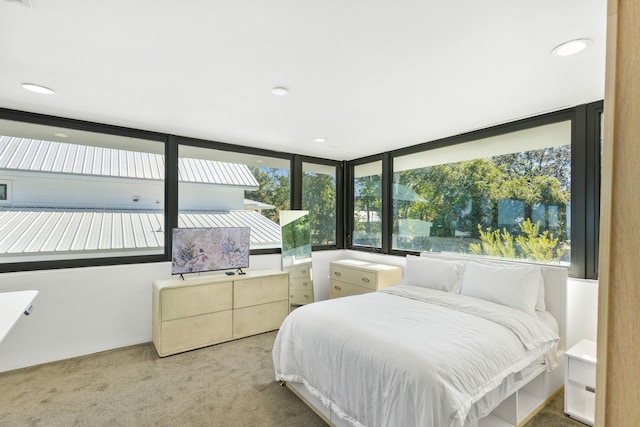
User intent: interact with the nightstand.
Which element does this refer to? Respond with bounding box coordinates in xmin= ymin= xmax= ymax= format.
xmin=329 ymin=259 xmax=402 ymax=299
xmin=564 ymin=339 xmax=597 ymax=425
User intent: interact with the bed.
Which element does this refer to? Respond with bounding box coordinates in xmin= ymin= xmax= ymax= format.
xmin=273 ymin=253 xmax=567 ymax=427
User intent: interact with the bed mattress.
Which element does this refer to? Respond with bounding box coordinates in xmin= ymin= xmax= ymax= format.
xmin=273 ymin=285 xmax=559 ymax=427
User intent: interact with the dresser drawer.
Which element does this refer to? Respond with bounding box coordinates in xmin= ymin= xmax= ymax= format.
xmin=160 ymin=310 xmax=232 ymax=355
xmin=161 ymin=282 xmax=232 ymax=321
xmin=234 ymin=275 xmax=289 ymax=308
xmin=330 ymin=280 xmax=373 ymax=298
xmin=330 ymin=266 xmax=377 ymax=290
xmin=568 ymin=358 xmax=596 ymax=389
xmin=233 ymin=300 xmax=289 ymax=337
xmin=289 ymin=277 xmax=313 ymax=290
xmin=290 ymin=288 xmax=314 ymax=304
xmin=285 ymin=264 xmax=312 ymax=279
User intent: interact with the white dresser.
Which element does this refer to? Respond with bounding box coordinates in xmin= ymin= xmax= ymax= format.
xmin=152 ymin=269 xmax=289 ymax=357
xmin=284 ymin=261 xmax=314 ymax=308
xmin=565 ymin=339 xmax=597 ymax=425
xmin=329 ymin=259 xmax=402 ymax=299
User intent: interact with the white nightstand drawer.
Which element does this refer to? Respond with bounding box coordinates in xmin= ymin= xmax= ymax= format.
xmin=568 ymin=358 xmax=596 ymax=389
xmin=289 ymin=277 xmax=313 ymax=290
xmin=285 ymin=264 xmax=311 ymax=279
xmin=290 ymin=288 xmax=314 ymax=304
xmin=330 ymin=266 xmax=377 ymax=290
xmin=329 ymin=280 xmax=371 ymax=298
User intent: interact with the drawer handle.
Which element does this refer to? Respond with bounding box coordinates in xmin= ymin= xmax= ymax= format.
xmin=586 ymin=386 xmax=596 ymax=393
xmin=304 ymin=294 xmax=310 ymax=299
xmin=334 ymin=271 xmax=341 ymax=276
xmin=334 ymin=285 xmax=341 ymax=291
xmin=301 ymin=269 xmax=307 ymax=274
xmin=302 ymin=281 xmax=308 ymax=286
xmin=361 ymin=277 xmax=370 ymax=283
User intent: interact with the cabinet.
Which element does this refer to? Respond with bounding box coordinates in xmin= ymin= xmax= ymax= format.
xmin=565 ymin=339 xmax=597 ymax=425
xmin=152 ymin=269 xmax=289 ymax=357
xmin=329 ymin=259 xmax=402 ymax=299
xmin=284 ymin=262 xmax=314 ymax=307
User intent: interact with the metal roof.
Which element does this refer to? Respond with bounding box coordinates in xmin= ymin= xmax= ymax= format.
xmin=0 ymin=136 xmax=259 ymax=188
xmin=0 ymin=208 xmax=281 ymax=256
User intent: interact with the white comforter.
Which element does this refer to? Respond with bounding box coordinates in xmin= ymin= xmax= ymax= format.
xmin=273 ymin=285 xmax=559 ymax=427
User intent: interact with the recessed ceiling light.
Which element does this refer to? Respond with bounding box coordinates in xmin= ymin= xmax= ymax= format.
xmin=53 ymin=132 xmax=68 ymax=138
xmin=21 ymin=83 xmax=55 ymax=95
xmin=313 ymin=138 xmax=327 ymax=143
xmin=551 ymin=39 xmax=591 ymax=56
xmin=271 ymin=87 xmax=289 ymax=96
xmin=256 ymin=159 xmax=264 ymax=163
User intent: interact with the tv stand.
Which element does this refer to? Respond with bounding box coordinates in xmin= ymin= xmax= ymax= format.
xmin=236 ymin=268 xmax=246 ymax=275
xmin=152 ymin=269 xmax=289 ymax=357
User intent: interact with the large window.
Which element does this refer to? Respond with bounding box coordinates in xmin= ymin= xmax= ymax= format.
xmin=177 ymin=144 xmax=290 ymax=250
xmin=302 ymin=162 xmax=337 ymax=246
xmin=353 ymin=160 xmax=383 ymax=248
xmin=0 ymin=118 xmax=166 ymax=264
xmin=392 ymin=121 xmax=572 ymax=265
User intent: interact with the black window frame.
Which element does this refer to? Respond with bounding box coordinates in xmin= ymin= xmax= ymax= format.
xmin=295 ymin=155 xmax=344 ymax=251
xmin=0 ymin=108 xmax=169 ymax=273
xmin=0 ymin=100 xmax=602 ymax=279
xmin=346 ymin=101 xmax=603 ymax=279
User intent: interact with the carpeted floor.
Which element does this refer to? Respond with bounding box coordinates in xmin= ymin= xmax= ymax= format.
xmin=0 ymin=331 xmax=586 ymax=426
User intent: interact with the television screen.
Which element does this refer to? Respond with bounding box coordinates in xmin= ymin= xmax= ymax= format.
xmin=171 ymin=227 xmax=250 ymax=275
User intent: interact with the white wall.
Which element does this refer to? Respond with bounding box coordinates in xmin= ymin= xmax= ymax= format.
xmin=0 ymin=249 xmax=599 ymax=373
xmin=0 ymin=254 xmax=282 ymax=373
xmin=566 ymin=278 xmax=599 ymax=348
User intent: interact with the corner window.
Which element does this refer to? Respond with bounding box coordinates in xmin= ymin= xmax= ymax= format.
xmin=392 ymin=121 xmax=571 ymax=265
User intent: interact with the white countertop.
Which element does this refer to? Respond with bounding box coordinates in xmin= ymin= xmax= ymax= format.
xmin=0 ymin=290 xmax=38 ymax=344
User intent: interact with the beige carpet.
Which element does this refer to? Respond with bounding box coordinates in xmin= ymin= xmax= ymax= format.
xmin=0 ymin=331 xmax=585 ymax=426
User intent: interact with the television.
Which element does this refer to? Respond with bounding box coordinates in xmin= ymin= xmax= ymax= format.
xmin=171 ymin=227 xmax=250 ymax=276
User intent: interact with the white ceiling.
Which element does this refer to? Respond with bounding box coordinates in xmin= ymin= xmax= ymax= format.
xmin=0 ymin=0 xmax=606 ymax=161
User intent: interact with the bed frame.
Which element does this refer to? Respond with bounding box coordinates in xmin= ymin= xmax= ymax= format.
xmin=283 ymin=253 xmax=568 ymax=427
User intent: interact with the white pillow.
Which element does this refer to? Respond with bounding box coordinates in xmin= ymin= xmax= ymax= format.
xmin=473 ymin=259 xmax=546 ymax=312
xmin=401 ymin=255 xmax=465 ymax=293
xmin=460 ymin=261 xmax=542 ymax=316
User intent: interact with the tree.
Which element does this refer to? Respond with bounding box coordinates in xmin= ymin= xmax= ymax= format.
xmin=354 ymin=175 xmax=382 ymax=245
xmin=303 ymin=172 xmax=336 ymax=245
xmin=245 ymin=166 xmax=290 ymax=223
xmin=470 ymin=219 xmax=564 ymax=262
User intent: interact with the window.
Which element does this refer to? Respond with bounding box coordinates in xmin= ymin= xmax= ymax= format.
xmin=302 ymin=162 xmax=337 ymax=246
xmin=392 ymin=121 xmax=571 ymax=265
xmin=177 ymin=144 xmax=290 ymax=250
xmin=353 ymin=160 xmax=383 ymax=248
xmin=0 ymin=118 xmax=165 ymax=264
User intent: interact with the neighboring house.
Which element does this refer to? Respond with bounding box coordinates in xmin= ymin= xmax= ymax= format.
xmin=0 ymin=136 xmax=281 ymax=262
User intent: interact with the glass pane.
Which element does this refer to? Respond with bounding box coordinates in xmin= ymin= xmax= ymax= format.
xmin=302 ymin=162 xmax=337 ymax=246
xmin=178 ymin=145 xmax=289 ymax=250
xmin=0 ymin=119 xmax=165 ymax=263
xmin=392 ymin=121 xmax=571 ymax=265
xmin=353 ymin=161 xmax=382 ymax=248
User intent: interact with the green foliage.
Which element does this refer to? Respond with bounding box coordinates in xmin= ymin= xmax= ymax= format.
xmin=245 ymin=166 xmax=290 ymax=223
xmin=469 ymin=225 xmax=516 ymax=258
xmin=302 ymin=172 xmax=337 ymax=245
xmin=471 ymin=219 xmax=564 ymax=262
xmin=281 ymin=214 xmax=311 ymax=257
xmin=515 ymin=219 xmax=565 ymax=262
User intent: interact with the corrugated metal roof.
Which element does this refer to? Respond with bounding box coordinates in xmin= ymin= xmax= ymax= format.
xmin=243 ymin=199 xmax=276 ymax=210
xmin=0 ymin=136 xmax=259 ymax=188
xmin=0 ymin=208 xmax=280 ymax=255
